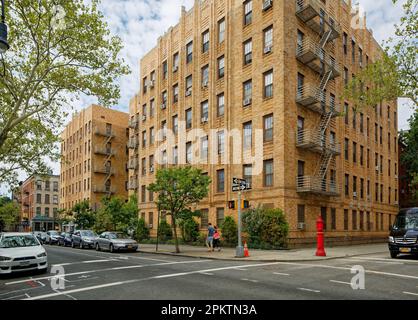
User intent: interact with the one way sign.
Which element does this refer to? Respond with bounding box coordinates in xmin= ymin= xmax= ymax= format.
xmin=232 ymin=178 xmax=251 ymax=192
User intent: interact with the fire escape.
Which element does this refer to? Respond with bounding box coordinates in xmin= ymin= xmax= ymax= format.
xmin=127 ymin=115 xmax=139 ymax=191
xmin=295 ymin=0 xmax=341 ymax=196
xmin=94 ymin=125 xmax=116 ymax=195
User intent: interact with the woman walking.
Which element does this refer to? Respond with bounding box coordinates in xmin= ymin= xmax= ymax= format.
xmin=213 ymin=226 xmax=221 ymax=252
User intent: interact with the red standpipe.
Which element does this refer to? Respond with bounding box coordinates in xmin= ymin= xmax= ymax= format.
xmin=316 ymin=215 xmax=326 ymax=257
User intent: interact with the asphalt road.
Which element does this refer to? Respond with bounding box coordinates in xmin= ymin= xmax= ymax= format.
xmin=1 ymin=244 xmax=418 ymax=300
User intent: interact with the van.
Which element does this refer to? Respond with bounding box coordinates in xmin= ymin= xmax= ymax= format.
xmin=389 ymin=208 xmax=418 ymax=258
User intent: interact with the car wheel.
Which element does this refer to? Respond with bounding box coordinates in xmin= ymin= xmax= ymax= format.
xmin=390 ymin=251 xmax=398 ymax=259
xmin=71 ymin=241 xmax=75 ymax=248
xmin=96 ymin=243 xmax=100 ymax=251
xmin=109 ymin=244 xmax=114 ymax=253
xmin=79 ymin=241 xmax=84 ymax=249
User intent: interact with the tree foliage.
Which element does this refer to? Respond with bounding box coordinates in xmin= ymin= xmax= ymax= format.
xmin=133 ymin=218 xmax=150 ymax=242
xmin=148 ymin=167 xmax=211 ymax=253
xmin=72 ymin=200 xmax=95 ymax=229
xmin=341 ymin=0 xmax=417 ymax=109
xmin=0 ymin=0 xmax=130 ymax=187
xmin=220 ymin=216 xmax=237 ymax=246
xmin=400 ymin=111 xmax=418 ymax=199
xmin=242 ymin=207 xmax=289 ymax=248
xmin=0 ymin=197 xmax=19 ymax=231
xmin=177 ymin=209 xmax=200 ymax=243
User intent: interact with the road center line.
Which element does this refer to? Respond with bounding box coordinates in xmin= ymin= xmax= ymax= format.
xmin=403 ymin=292 xmax=418 ymax=297
xmin=273 ymin=272 xmax=290 ymax=276
xmin=298 ymin=288 xmax=320 ymax=293
xmin=330 ymin=280 xmax=352 ymax=285
xmin=53 ymin=259 xmax=117 ymax=267
xmin=6 ymin=259 xmax=210 ymax=286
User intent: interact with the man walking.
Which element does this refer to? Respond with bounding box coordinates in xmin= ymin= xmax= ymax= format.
xmin=206 ymin=223 xmax=215 ymax=252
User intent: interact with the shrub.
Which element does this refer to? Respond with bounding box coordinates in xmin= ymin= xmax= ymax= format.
xmin=134 ymin=218 xmax=150 ymax=242
xmin=242 ymin=207 xmax=289 ymax=248
xmin=179 ymin=218 xmax=200 ymax=243
xmin=221 ymin=216 xmax=237 ymax=246
xmin=158 ymin=220 xmax=172 ymax=241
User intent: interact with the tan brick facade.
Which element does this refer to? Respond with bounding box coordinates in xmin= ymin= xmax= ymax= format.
xmin=60 ymin=105 xmax=129 ymax=212
xmin=129 ymin=0 xmax=399 ymax=245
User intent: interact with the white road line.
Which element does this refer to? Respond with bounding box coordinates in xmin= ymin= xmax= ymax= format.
xmin=348 ymin=257 xmax=418 ymax=264
xmin=330 ymin=280 xmax=352 ymax=285
xmin=5 ymin=260 xmax=210 ymax=286
xmin=241 ymin=278 xmax=259 ymax=283
xmin=233 ymin=268 xmax=247 ymax=271
xmin=53 ymin=259 xmax=116 ymax=267
xmin=45 ymin=246 xmax=170 ymax=263
xmin=403 ymin=292 xmax=418 ymax=297
xmin=273 ymin=272 xmax=290 ymax=276
xmin=298 ymin=288 xmax=320 ymax=293
xmin=199 ymin=272 xmax=214 ymax=276
xmin=343 ymin=258 xmax=404 ymax=265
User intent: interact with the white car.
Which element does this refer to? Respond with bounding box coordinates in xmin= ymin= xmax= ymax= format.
xmin=0 ymin=233 xmax=48 ymax=275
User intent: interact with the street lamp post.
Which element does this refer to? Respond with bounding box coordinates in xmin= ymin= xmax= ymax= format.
xmin=0 ymin=0 xmax=10 ymax=53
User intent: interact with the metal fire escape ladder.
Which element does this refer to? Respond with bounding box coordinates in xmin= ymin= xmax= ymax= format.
xmin=103 ymin=132 xmax=114 ymax=186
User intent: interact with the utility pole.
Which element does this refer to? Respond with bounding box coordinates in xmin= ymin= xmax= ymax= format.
xmin=236 ymin=191 xmax=244 ymax=258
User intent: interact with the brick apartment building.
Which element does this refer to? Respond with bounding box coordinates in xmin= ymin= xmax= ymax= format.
xmin=128 ymin=0 xmax=399 ymax=245
xmin=60 ymin=105 xmax=129 ymax=212
xmin=15 ymin=174 xmax=60 ymax=231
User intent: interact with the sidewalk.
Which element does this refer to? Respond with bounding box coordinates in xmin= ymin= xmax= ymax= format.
xmin=138 ymin=243 xmax=389 ymax=262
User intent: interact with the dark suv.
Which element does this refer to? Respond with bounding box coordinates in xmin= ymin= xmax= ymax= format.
xmin=389 ymin=208 xmax=418 ymax=258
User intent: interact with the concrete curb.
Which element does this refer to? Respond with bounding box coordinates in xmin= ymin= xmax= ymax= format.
xmin=137 ymin=249 xmax=389 ymax=263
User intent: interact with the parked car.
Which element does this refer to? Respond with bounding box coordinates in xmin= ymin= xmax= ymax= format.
xmin=0 ymin=232 xmax=48 ymax=275
xmin=45 ymin=230 xmax=61 ymax=245
xmin=58 ymin=232 xmax=72 ymax=247
xmin=389 ymin=207 xmax=418 ymax=258
xmin=95 ymin=232 xmax=138 ymax=253
xmin=71 ymin=230 xmax=98 ymax=249
xmin=33 ymin=232 xmax=47 ymax=244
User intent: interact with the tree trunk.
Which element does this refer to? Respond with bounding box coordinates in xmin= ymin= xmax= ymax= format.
xmin=171 ymin=215 xmax=180 ymax=253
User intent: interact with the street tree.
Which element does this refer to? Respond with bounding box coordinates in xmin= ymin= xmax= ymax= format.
xmin=0 ymin=197 xmax=19 ymax=231
xmin=72 ymin=200 xmax=95 ymax=229
xmin=0 ymin=0 xmax=130 ymax=187
xmin=148 ymin=167 xmax=211 ymax=253
xmin=341 ymin=0 xmax=417 ymax=109
xmin=400 ymin=111 xmax=418 ymax=200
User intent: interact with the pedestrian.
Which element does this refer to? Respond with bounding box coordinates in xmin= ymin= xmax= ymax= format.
xmin=213 ymin=226 xmax=221 ymax=252
xmin=206 ymin=223 xmax=215 ymax=252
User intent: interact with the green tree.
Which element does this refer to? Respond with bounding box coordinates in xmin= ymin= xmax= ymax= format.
xmin=177 ymin=209 xmax=200 ymax=243
xmin=342 ymin=0 xmax=417 ymax=109
xmin=0 ymin=0 xmax=130 ymax=187
xmin=400 ymin=111 xmax=418 ymax=199
xmin=0 ymin=197 xmax=19 ymax=232
xmin=148 ymin=167 xmax=211 ymax=253
xmin=122 ymin=195 xmax=139 ymax=233
xmin=134 ymin=218 xmax=150 ymax=242
xmin=220 ymin=216 xmax=237 ymax=246
xmin=73 ymin=200 xmax=95 ymax=229
xmin=158 ymin=219 xmax=172 ymax=242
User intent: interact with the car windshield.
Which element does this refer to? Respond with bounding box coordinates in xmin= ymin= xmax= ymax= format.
xmin=81 ymin=231 xmax=96 ymax=237
xmin=393 ymin=214 xmax=418 ymax=230
xmin=109 ymin=233 xmax=129 ymax=239
xmin=49 ymin=231 xmax=59 ymax=235
xmin=0 ymin=235 xmax=40 ymax=248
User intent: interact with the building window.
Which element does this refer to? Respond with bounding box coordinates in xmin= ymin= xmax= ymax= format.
xmin=353 ymin=142 xmax=357 ymax=163
xmin=345 ymin=174 xmax=349 ymax=196
xmin=297 ymin=205 xmax=305 ymax=224
xmin=360 ymin=145 xmax=364 ymax=166
xmin=150 ymin=127 xmax=155 ymax=145
xmin=45 ymin=181 xmax=50 ymax=191
xmin=264 ymin=26 xmax=273 ymax=53
xmin=201 ymin=100 xmax=209 ymax=122
xmin=201 ymin=136 xmax=208 ymax=161
xmin=344 ymin=67 xmax=348 ymax=86
xmin=263 ymin=114 xmax=273 ymax=142
xmin=344 ymin=209 xmax=349 ymax=230
xmin=264 ymin=159 xmax=274 ymax=187
xmin=186 ymin=41 xmax=193 ymax=63
xmin=360 ymin=211 xmax=364 ymax=230
xmin=243 ymin=164 xmax=252 ymax=188
xmin=142 ymin=131 xmax=147 ymax=148
xmin=321 ymin=207 xmax=327 ymax=231
xmin=162 ymin=90 xmax=167 ymax=106
xmin=150 ymin=99 xmax=155 ymax=117
xmin=202 ymin=30 xmax=209 ymax=53
xmin=186 ymin=142 xmax=192 ymax=164
xmin=352 ymin=108 xmax=357 ymax=129
xmin=217 ymin=170 xmax=225 ymax=193
xmin=141 ymin=185 xmax=146 ymax=203
xmin=142 ymin=158 xmax=147 ymax=176
xmin=344 ymin=103 xmax=349 ymax=125
xmin=53 ymin=182 xmax=58 ymax=192
xmin=45 ymin=207 xmax=50 ymax=217
xmin=186 ymin=75 xmax=192 ymax=95
xmin=243 ymin=80 xmax=252 ymax=106
xmin=218 ymin=18 xmax=225 ymax=43
xmin=264 ymin=70 xmax=273 ymax=98
xmin=343 ymin=32 xmax=348 ymax=55
xmin=331 ymin=208 xmax=336 ymax=230
xmin=352 ymin=210 xmax=357 ymax=230
xmin=161 ymin=120 xmax=167 ymax=141
xmin=200 ymin=209 xmax=209 ymax=228
xmin=243 ymin=122 xmax=252 ymax=150
xmin=173 ymin=146 xmax=178 ymax=165
xmin=243 ymin=0 xmax=252 ymax=25
xmin=216 ymin=208 xmax=225 ymax=227
xmin=217 ymin=130 xmax=225 ymax=155
xmin=172 ymin=84 xmax=179 ymax=103
xmin=243 ymin=39 xmax=252 ymax=65
xmin=172 ymin=116 xmax=178 ymax=135
xmin=37 ymin=194 xmax=42 ymax=204
xmin=186 ymin=108 xmax=192 ymax=130
xmin=53 ymin=195 xmax=58 ymax=205
xmin=202 ymin=65 xmax=209 ymax=87
xmin=360 ymin=178 xmax=364 ymax=199
xmin=217 ymin=93 xmax=225 ymax=117
xmin=344 ymin=138 xmax=349 ymax=161
xmin=162 ymin=61 xmax=168 ymax=79
xmin=36 ymin=180 xmax=42 ymax=190
xmin=218 ymin=56 xmax=225 ymax=78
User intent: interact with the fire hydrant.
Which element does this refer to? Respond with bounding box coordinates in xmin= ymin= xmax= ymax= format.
xmin=316 ymin=215 xmax=326 ymax=257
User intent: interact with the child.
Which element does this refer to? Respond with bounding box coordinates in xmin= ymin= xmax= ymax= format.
xmin=213 ymin=226 xmax=221 ymax=252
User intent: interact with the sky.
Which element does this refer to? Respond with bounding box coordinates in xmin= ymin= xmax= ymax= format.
xmin=0 ymin=0 xmax=415 ymax=195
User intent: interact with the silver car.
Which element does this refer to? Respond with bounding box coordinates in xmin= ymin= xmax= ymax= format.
xmin=95 ymin=232 xmax=138 ymax=253
xmin=0 ymin=233 xmax=48 ymax=275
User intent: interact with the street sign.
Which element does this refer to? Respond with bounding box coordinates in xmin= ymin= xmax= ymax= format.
xmin=232 ymin=178 xmax=251 ymax=192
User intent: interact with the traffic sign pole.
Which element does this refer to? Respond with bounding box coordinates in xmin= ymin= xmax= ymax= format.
xmin=236 ymin=191 xmax=244 ymax=258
